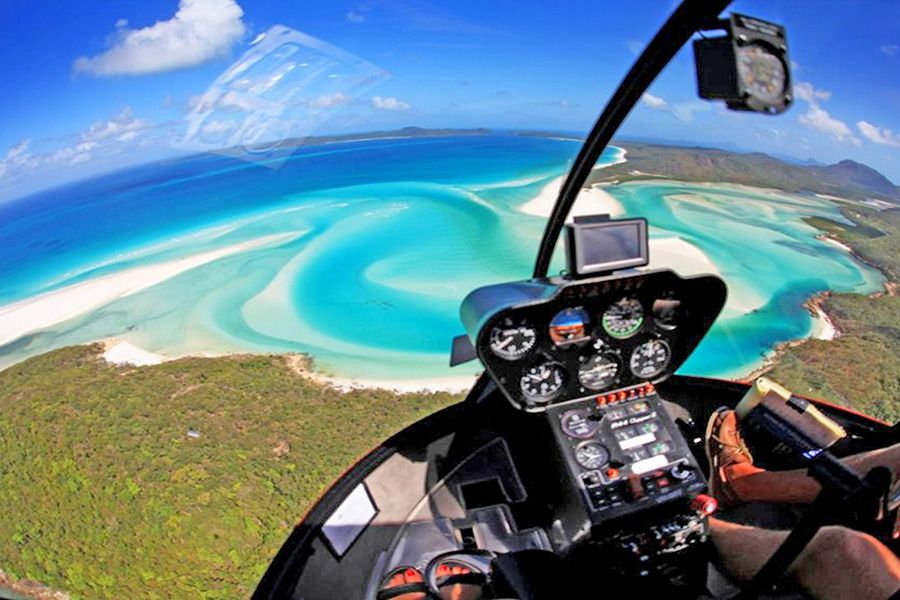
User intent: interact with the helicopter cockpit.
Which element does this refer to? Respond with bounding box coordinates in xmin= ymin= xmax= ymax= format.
xmin=252 ymin=2 xmax=899 ymax=599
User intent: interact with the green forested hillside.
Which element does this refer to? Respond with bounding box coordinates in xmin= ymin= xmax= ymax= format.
xmin=767 ymin=206 xmax=900 ymax=422
xmin=589 ymin=142 xmax=900 ymax=202
xmin=0 ymin=347 xmax=461 ymax=599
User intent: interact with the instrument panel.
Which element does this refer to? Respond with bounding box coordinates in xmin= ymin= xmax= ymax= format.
xmin=547 ymin=386 xmax=708 ymax=524
xmin=462 ymin=270 xmax=726 ymax=412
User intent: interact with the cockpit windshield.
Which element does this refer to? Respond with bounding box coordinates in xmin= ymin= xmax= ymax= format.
xmin=1 ymin=1 xmax=898 ymax=598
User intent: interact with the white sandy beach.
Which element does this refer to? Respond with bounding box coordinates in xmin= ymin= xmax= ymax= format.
xmin=810 ymin=304 xmax=838 ymax=341
xmin=520 ymin=175 xmax=625 ymax=219
xmin=0 ymin=232 xmax=298 ymax=348
xmin=282 ymin=355 xmax=478 ymax=393
xmin=520 ymin=177 xmax=720 ymax=277
xmin=102 ymin=339 xmax=164 ymax=366
xmin=303 ymin=371 xmax=480 ymax=394
xmin=820 ymin=235 xmax=853 ymax=253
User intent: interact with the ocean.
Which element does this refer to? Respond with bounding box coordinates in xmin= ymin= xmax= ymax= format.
xmin=0 ymin=134 xmax=883 ymax=381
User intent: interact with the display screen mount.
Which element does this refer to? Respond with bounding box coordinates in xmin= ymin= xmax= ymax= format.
xmin=565 ymin=216 xmax=649 ymax=278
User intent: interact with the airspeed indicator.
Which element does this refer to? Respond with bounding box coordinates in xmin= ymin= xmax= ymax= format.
xmin=489 ymin=317 xmax=536 ymax=360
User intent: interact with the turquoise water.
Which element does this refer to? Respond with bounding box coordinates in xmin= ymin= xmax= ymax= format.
xmin=611 ymin=182 xmax=884 ymax=377
xmin=0 ymin=135 xmax=883 ymax=380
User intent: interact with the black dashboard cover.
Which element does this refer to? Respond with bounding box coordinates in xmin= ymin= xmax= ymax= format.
xmin=460 ymin=269 xmax=727 ymax=411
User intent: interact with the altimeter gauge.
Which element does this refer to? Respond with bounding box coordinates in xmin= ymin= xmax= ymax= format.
xmin=489 ymin=317 xmax=536 ymax=360
xmin=578 ymin=353 xmax=621 ymax=391
xmin=630 ymin=339 xmax=672 ymax=379
xmin=520 ymin=362 xmax=565 ymax=405
xmin=602 ymin=298 xmax=644 ymax=339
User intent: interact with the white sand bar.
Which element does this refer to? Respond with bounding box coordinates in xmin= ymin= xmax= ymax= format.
xmin=0 ymin=233 xmax=298 ymax=347
xmin=102 ymin=339 xmax=165 ymax=366
xmin=520 ymin=176 xmax=625 ymax=219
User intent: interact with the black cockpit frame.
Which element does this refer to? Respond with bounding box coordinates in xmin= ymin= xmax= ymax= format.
xmin=532 ymin=0 xmax=732 ymax=279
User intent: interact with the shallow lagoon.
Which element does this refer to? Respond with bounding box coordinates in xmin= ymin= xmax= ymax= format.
xmin=0 ymin=136 xmax=883 ymax=381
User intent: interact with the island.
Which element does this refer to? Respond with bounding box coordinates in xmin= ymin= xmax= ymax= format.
xmin=2 ymin=131 xmax=899 ymax=599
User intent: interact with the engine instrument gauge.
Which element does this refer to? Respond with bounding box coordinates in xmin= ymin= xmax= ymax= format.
xmin=577 ymin=353 xmax=621 ymax=391
xmin=630 ymin=339 xmax=672 ymax=379
xmin=736 ymin=43 xmax=786 ymax=105
xmin=489 ymin=317 xmax=536 ymax=360
xmin=601 ymin=298 xmax=644 ymax=339
xmin=574 ymin=442 xmax=610 ymax=470
xmin=520 ymin=362 xmax=565 ymax=405
xmin=652 ymin=298 xmax=681 ymax=331
xmin=549 ymin=307 xmax=590 ymax=346
xmin=560 ymin=409 xmax=598 ymax=439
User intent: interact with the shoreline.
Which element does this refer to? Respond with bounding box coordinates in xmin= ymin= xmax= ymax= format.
xmin=0 ymin=233 xmax=299 ymax=349
xmin=2 ymin=155 xmax=889 ymax=391
xmin=283 ymin=355 xmax=478 ymax=394
xmin=97 ymin=344 xmax=477 ymax=394
xmin=741 ymin=292 xmax=840 ymax=382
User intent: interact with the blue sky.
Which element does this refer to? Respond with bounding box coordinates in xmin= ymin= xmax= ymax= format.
xmin=0 ymin=0 xmax=898 ymax=201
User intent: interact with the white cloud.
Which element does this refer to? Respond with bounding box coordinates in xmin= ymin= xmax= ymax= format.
xmin=793 ymin=80 xmax=859 ymax=145
xmin=857 ymin=121 xmax=900 ymax=148
xmin=5 ymin=139 xmax=31 ymax=161
xmin=347 ymin=11 xmax=366 ymax=23
xmin=881 ymin=44 xmax=898 ymax=57
xmin=641 ymin=93 xmax=668 ymax=110
xmin=798 ymin=105 xmax=859 ymax=145
xmin=640 ymin=92 xmax=707 ymax=123
xmin=313 ymin=92 xmax=350 ymax=108
xmin=81 ymin=107 xmax=150 ymax=143
xmin=73 ymin=0 xmax=246 ymax=77
xmin=371 ymin=96 xmax=411 ymax=111
xmin=793 ymin=81 xmax=831 ymax=103
xmin=199 ymin=119 xmax=239 ymax=139
xmin=0 ymin=139 xmax=38 ymax=181
xmin=0 ymin=109 xmax=154 ymax=183
xmin=627 ymin=40 xmax=644 ymax=56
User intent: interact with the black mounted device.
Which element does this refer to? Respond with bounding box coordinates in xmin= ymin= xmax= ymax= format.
xmin=565 ymin=216 xmax=649 ymax=279
xmin=694 ymin=13 xmax=792 ymax=114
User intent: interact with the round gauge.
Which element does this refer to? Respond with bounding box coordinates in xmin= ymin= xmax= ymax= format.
xmin=519 ymin=362 xmax=565 ymax=404
xmin=652 ymin=298 xmax=681 ymax=331
xmin=630 ymin=339 xmax=672 ymax=379
xmin=578 ymin=353 xmax=621 ymax=391
xmin=574 ymin=442 xmax=610 ymax=470
xmin=549 ymin=307 xmax=590 ymax=346
xmin=736 ymin=43 xmax=787 ymax=105
xmin=489 ymin=317 xmax=537 ymax=360
xmin=560 ymin=409 xmax=598 ymax=439
xmin=601 ymin=298 xmax=644 ymax=339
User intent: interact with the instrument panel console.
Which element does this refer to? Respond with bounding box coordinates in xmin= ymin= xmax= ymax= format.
xmin=461 ymin=269 xmax=727 ymax=412
xmin=547 ymin=385 xmax=707 ymax=524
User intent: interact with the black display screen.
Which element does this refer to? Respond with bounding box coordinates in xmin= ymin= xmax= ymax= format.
xmin=567 ymin=218 xmax=648 ymax=275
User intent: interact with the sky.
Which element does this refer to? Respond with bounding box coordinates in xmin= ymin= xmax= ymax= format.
xmin=0 ymin=0 xmax=898 ymax=201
